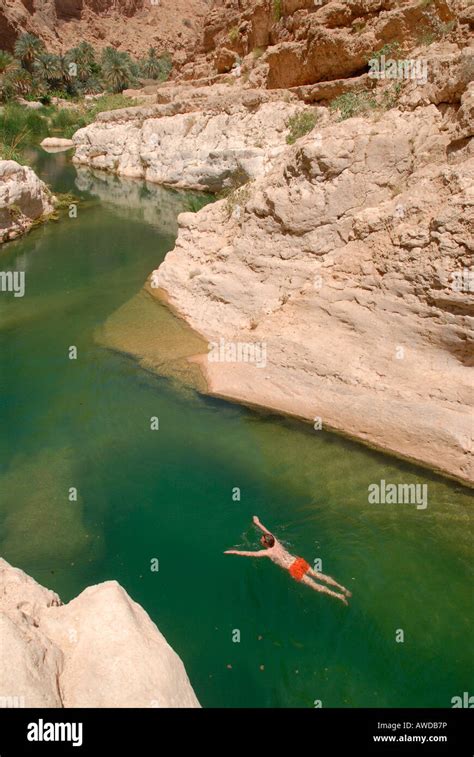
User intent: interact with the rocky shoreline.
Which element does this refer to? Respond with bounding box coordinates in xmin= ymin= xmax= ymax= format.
xmin=147 ymin=91 xmax=473 ymax=486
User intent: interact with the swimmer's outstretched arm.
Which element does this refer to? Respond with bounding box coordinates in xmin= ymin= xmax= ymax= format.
xmin=224 ymin=549 xmax=269 ymax=557
xmin=252 ymin=515 xmax=272 ymax=535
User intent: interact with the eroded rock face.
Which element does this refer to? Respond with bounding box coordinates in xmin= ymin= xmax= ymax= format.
xmin=73 ymin=92 xmax=307 ymax=191
xmin=0 ymin=161 xmax=55 ymax=244
xmin=178 ymin=0 xmax=473 ymax=89
xmin=152 ymin=87 xmax=474 ymax=484
xmin=0 ymin=559 xmax=200 ymax=708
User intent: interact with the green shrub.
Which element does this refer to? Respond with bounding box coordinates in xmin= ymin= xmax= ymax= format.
xmin=85 ymin=94 xmax=137 ymax=120
xmin=419 ymin=31 xmax=436 ymax=46
xmin=49 ymin=108 xmax=87 ymax=138
xmin=0 ymin=143 xmax=23 ymax=162
xmin=329 ymin=90 xmax=377 ymax=121
xmin=367 ymin=41 xmax=401 ymax=64
xmin=54 ymin=192 xmax=80 ymax=210
xmin=381 ymin=81 xmax=404 ymax=110
xmin=418 ymin=7 xmax=457 ymax=46
xmin=273 ymin=0 xmax=282 ymax=22
xmin=216 ymin=166 xmax=252 ymax=217
xmin=0 ymin=103 xmax=48 ymax=144
xmin=228 ymin=27 xmax=239 ymax=43
xmin=286 ymin=110 xmax=318 ymax=144
xmin=225 ymin=182 xmax=253 ymax=219
xmin=48 ymin=95 xmax=137 ymax=138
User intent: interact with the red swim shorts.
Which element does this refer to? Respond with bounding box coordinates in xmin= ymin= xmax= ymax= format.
xmin=289 ymin=557 xmax=310 ymax=581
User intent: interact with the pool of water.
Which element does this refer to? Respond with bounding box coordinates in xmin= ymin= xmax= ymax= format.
xmin=0 ymin=151 xmax=472 ymax=708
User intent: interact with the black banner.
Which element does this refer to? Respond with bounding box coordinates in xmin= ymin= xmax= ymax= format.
xmin=0 ymin=708 xmax=471 ymax=754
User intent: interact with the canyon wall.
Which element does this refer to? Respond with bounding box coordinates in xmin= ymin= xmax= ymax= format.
xmin=0 ymin=0 xmax=207 ymax=59
xmin=178 ymin=0 xmax=472 ymax=89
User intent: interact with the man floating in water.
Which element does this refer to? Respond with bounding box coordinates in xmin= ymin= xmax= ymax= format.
xmin=225 ymin=516 xmax=352 ymax=605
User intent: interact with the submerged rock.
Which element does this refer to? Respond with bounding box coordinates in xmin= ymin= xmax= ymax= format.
xmin=0 ymin=559 xmax=200 ymax=708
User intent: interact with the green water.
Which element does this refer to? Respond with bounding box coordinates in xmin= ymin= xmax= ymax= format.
xmin=0 ymin=152 xmax=472 ymax=708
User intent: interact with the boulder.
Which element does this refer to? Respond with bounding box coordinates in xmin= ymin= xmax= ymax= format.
xmin=0 ymin=161 xmax=55 ymax=244
xmin=0 ymin=559 xmax=200 ymax=708
xmin=40 ymin=138 xmax=75 ymax=153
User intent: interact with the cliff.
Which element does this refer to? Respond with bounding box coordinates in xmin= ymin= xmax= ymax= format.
xmin=0 ymin=0 xmax=207 ymax=60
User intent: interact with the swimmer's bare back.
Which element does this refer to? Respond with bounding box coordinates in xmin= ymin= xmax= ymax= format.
xmin=224 ymin=516 xmax=352 ymax=605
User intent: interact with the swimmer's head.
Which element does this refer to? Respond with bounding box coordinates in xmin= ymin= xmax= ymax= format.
xmin=261 ymin=534 xmax=275 ymax=549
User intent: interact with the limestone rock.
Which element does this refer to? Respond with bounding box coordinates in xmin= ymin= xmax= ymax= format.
xmin=183 ymin=0 xmax=466 ymax=90
xmin=214 ymin=47 xmax=240 ymax=74
xmin=0 ymin=559 xmax=200 ymax=708
xmin=40 ymin=138 xmax=75 ymax=152
xmin=0 ymin=161 xmax=55 ymax=244
xmin=73 ymin=94 xmax=308 ymax=192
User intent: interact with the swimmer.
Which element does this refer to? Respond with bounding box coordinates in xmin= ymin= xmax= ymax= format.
xmin=225 ymin=516 xmax=351 ymax=605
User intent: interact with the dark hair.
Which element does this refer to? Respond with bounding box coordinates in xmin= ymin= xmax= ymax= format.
xmin=262 ymin=533 xmax=275 ymax=548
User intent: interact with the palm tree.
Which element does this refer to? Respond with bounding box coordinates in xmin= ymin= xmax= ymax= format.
xmin=3 ymin=65 xmax=33 ymax=96
xmin=14 ymin=33 xmax=45 ymax=72
xmin=141 ymin=47 xmax=162 ymax=79
xmin=78 ymin=76 xmax=102 ymax=95
xmin=65 ymin=41 xmax=98 ymax=83
xmin=0 ymin=50 xmax=16 ymax=100
xmin=158 ymin=52 xmax=172 ymax=81
xmin=101 ymin=47 xmax=133 ymax=93
xmin=0 ymin=50 xmax=14 ymax=74
xmin=33 ymin=53 xmax=63 ymax=88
